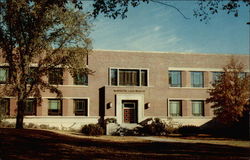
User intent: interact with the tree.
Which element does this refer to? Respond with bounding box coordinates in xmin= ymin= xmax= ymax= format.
xmin=206 ymin=58 xmax=250 ymax=125
xmin=0 ymin=0 xmax=92 ymax=128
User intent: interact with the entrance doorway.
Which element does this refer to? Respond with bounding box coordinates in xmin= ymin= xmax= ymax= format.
xmin=122 ymin=100 xmax=138 ymax=123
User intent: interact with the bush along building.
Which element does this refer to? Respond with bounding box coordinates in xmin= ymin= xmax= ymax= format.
xmin=0 ymin=50 xmax=249 ymax=130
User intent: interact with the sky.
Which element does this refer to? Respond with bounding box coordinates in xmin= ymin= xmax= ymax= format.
xmin=88 ymin=1 xmax=249 ymax=55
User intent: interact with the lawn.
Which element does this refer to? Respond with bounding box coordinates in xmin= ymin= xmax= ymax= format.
xmin=0 ymin=128 xmax=249 ymax=160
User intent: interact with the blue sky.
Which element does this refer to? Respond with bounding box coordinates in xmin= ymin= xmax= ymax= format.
xmin=89 ymin=1 xmax=249 ymax=54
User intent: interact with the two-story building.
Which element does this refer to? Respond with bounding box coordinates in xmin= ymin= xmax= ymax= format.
xmin=1 ymin=50 xmax=249 ymax=129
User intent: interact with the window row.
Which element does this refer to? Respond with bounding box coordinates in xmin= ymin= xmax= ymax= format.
xmin=110 ymin=68 xmax=148 ymax=86
xmin=169 ymin=71 xmax=247 ymax=88
xmin=169 ymin=100 xmax=205 ymax=117
xmin=0 ymin=98 xmax=88 ymax=116
xmin=0 ymin=67 xmax=88 ymax=85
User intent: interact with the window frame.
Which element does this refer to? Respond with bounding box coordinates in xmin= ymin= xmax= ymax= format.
xmin=0 ymin=98 xmax=10 ymax=116
xmin=74 ymin=99 xmax=88 ymax=116
xmin=191 ymin=100 xmax=204 ymax=116
xmin=0 ymin=67 xmax=9 ymax=84
xmin=48 ymin=99 xmax=62 ymax=116
xmin=109 ymin=68 xmax=149 ymax=87
xmin=169 ymin=70 xmax=182 ymax=87
xmin=48 ymin=68 xmax=63 ymax=85
xmin=24 ymin=99 xmax=37 ymax=116
xmin=169 ymin=100 xmax=182 ymax=117
xmin=73 ymin=72 xmax=88 ymax=86
xmin=191 ymin=71 xmax=204 ymax=88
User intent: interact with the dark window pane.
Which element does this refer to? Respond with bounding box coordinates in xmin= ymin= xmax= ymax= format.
xmin=74 ymin=72 xmax=88 ymax=85
xmin=141 ymin=70 xmax=148 ymax=86
xmin=192 ymin=100 xmax=204 ymax=116
xmin=48 ymin=68 xmax=63 ymax=85
xmin=119 ymin=69 xmax=139 ymax=86
xmin=0 ymin=98 xmax=10 ymax=115
xmin=169 ymin=100 xmax=182 ymax=116
xmin=111 ymin=69 xmax=117 ymax=86
xmin=24 ymin=99 xmax=36 ymax=116
xmin=26 ymin=67 xmax=38 ymax=84
xmin=74 ymin=99 xmax=88 ymax=116
xmin=212 ymin=72 xmax=223 ymax=83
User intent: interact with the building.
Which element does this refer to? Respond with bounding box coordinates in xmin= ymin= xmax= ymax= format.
xmin=1 ymin=50 xmax=249 ymax=129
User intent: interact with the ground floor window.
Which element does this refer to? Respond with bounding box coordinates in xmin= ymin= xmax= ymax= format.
xmin=24 ymin=99 xmax=37 ymax=116
xmin=0 ymin=98 xmax=10 ymax=115
xmin=48 ymin=99 xmax=62 ymax=116
xmin=169 ymin=100 xmax=182 ymax=116
xmin=74 ymin=99 xmax=88 ymax=116
xmin=192 ymin=100 xmax=204 ymax=116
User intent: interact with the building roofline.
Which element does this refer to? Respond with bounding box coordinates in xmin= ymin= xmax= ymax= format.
xmin=92 ymin=49 xmax=249 ymax=56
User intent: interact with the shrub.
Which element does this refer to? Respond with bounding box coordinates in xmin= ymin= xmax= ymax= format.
xmin=39 ymin=124 xmax=50 ymax=129
xmin=178 ymin=125 xmax=200 ymax=136
xmin=137 ymin=118 xmax=168 ymax=136
xmin=0 ymin=121 xmax=15 ymax=128
xmin=112 ymin=127 xmax=139 ymax=136
xmin=81 ymin=124 xmax=104 ymax=136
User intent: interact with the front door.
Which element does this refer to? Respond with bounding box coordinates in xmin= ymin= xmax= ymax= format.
xmin=122 ymin=100 xmax=137 ymax=123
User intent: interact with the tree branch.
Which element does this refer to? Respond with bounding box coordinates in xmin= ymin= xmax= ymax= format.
xmin=150 ymin=0 xmax=190 ymax=20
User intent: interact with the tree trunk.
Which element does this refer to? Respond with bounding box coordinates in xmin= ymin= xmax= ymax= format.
xmin=16 ymin=99 xmax=25 ymax=129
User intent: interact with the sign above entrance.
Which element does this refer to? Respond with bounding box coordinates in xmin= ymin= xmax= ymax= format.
xmin=113 ymin=89 xmax=145 ymax=93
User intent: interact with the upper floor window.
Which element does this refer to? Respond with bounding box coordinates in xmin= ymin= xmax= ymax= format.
xmin=169 ymin=71 xmax=181 ymax=87
xmin=48 ymin=68 xmax=63 ymax=85
xmin=212 ymin=72 xmax=223 ymax=83
xmin=0 ymin=67 xmax=9 ymax=84
xmin=26 ymin=67 xmax=38 ymax=84
xmin=74 ymin=72 xmax=88 ymax=85
xmin=74 ymin=99 xmax=88 ymax=116
xmin=0 ymin=98 xmax=10 ymax=116
xmin=110 ymin=68 xmax=148 ymax=86
xmin=169 ymin=100 xmax=182 ymax=116
xmin=48 ymin=99 xmax=62 ymax=116
xmin=24 ymin=99 xmax=37 ymax=116
xmin=192 ymin=100 xmax=204 ymax=116
xmin=239 ymin=72 xmax=247 ymax=79
xmin=191 ymin=71 xmax=204 ymax=88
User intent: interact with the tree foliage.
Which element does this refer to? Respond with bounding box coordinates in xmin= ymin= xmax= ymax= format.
xmin=194 ymin=0 xmax=250 ymax=22
xmin=206 ymin=58 xmax=250 ymax=125
xmin=0 ymin=0 xmax=92 ymax=128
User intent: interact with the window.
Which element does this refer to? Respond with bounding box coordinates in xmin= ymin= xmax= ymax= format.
xmin=191 ymin=71 xmax=204 ymax=88
xmin=169 ymin=71 xmax=181 ymax=87
xmin=239 ymin=72 xmax=246 ymax=79
xmin=48 ymin=68 xmax=63 ymax=85
xmin=24 ymin=99 xmax=36 ymax=115
xmin=212 ymin=72 xmax=223 ymax=83
xmin=26 ymin=67 xmax=38 ymax=84
xmin=169 ymin=100 xmax=182 ymax=116
xmin=74 ymin=99 xmax=88 ymax=116
xmin=74 ymin=72 xmax=88 ymax=85
xmin=192 ymin=100 xmax=204 ymax=116
xmin=48 ymin=99 xmax=62 ymax=115
xmin=110 ymin=68 xmax=148 ymax=86
xmin=0 ymin=67 xmax=9 ymax=84
xmin=0 ymin=98 xmax=10 ymax=115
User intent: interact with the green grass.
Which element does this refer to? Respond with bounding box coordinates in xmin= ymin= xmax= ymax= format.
xmin=0 ymin=128 xmax=249 ymax=160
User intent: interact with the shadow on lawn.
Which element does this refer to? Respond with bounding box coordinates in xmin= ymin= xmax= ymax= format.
xmin=0 ymin=128 xmax=249 ymax=160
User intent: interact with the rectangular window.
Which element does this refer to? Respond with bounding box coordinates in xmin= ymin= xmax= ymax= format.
xmin=169 ymin=71 xmax=181 ymax=87
xmin=141 ymin=70 xmax=148 ymax=86
xmin=0 ymin=67 xmax=9 ymax=84
xmin=48 ymin=99 xmax=62 ymax=116
xmin=24 ymin=99 xmax=36 ymax=116
xmin=212 ymin=72 xmax=223 ymax=83
xmin=191 ymin=71 xmax=204 ymax=88
xmin=110 ymin=68 xmax=148 ymax=86
xmin=239 ymin=72 xmax=246 ymax=79
xmin=48 ymin=68 xmax=63 ymax=85
xmin=27 ymin=67 xmax=38 ymax=84
xmin=0 ymin=98 xmax=10 ymax=116
xmin=111 ymin=69 xmax=118 ymax=86
xmin=169 ymin=100 xmax=182 ymax=116
xmin=74 ymin=99 xmax=88 ymax=116
xmin=192 ymin=100 xmax=204 ymax=116
xmin=74 ymin=72 xmax=88 ymax=85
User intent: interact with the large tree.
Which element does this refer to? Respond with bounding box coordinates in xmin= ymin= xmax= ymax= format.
xmin=0 ymin=0 xmax=92 ymax=128
xmin=206 ymin=58 xmax=250 ymax=125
